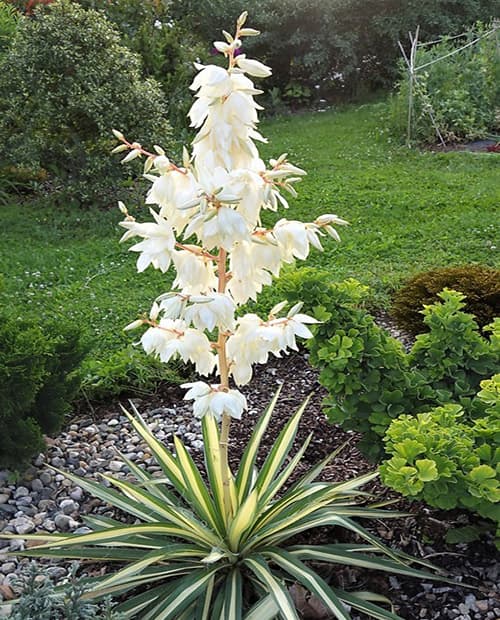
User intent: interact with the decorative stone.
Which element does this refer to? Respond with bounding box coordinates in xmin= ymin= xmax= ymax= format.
xmin=108 ymin=461 xmax=124 ymax=472
xmin=13 ymin=487 xmax=29 ymax=499
xmin=59 ymin=499 xmax=78 ymax=515
xmin=11 ymin=516 xmax=35 ymax=535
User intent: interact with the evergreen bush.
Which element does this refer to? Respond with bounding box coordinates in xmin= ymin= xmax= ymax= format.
xmin=0 ymin=0 xmax=173 ymax=206
xmin=380 ymin=374 xmax=500 ymax=540
xmin=0 ymin=315 xmax=86 ymax=469
xmin=391 ymin=264 xmax=500 ymax=336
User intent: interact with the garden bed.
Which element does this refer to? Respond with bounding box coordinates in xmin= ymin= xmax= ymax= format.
xmin=1 ymin=349 xmax=498 ymax=619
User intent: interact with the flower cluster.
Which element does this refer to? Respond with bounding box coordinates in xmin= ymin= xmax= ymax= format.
xmin=116 ymin=12 xmax=347 ymax=422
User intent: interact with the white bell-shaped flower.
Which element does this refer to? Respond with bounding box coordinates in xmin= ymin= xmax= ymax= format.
xmin=141 ymin=318 xmax=215 ymax=376
xmin=119 ymin=209 xmax=176 ymax=273
xmin=172 ymin=249 xmax=218 ymax=295
xmin=184 ymin=293 xmax=236 ymax=332
xmin=182 ymin=382 xmax=248 ymax=420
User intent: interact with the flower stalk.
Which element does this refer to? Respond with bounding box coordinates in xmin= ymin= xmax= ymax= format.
xmin=115 ymin=12 xmax=347 ymax=520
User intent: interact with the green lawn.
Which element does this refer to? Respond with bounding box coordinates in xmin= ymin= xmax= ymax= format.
xmin=1 ymin=103 xmax=498 ymax=396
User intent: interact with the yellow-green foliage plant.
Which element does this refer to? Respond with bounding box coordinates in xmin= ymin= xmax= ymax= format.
xmin=2 ymin=13 xmax=445 ymax=620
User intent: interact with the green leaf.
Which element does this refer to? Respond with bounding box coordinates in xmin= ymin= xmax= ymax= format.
xmin=415 ymin=459 xmax=439 ymax=482
xmin=236 ymin=387 xmax=282 ymax=503
xmin=468 ymin=464 xmax=496 ymax=483
xmin=224 ymin=567 xmax=243 ymax=620
xmin=333 ymin=588 xmax=403 ymax=620
xmin=173 ymin=434 xmax=225 ymax=536
xmin=394 ymin=439 xmax=425 ymax=462
xmin=264 ymin=548 xmax=351 ymax=620
xmin=244 ymin=555 xmax=300 ymax=619
xmin=243 ymin=594 xmax=280 ymax=620
xmin=142 ymin=568 xmax=219 ymax=620
xmin=255 ymin=396 xmax=310 ymax=500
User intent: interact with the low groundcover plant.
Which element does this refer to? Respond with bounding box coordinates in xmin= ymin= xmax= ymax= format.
xmin=3 ymin=13 xmax=445 ymax=619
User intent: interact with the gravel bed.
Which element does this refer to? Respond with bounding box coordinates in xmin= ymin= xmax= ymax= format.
xmin=1 ymin=319 xmax=498 ymax=618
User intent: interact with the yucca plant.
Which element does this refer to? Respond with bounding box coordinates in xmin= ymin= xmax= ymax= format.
xmin=7 ymin=391 xmax=442 ymax=619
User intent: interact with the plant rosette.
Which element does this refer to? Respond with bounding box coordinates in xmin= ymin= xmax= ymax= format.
xmin=1 ymin=12 xmax=447 ymax=620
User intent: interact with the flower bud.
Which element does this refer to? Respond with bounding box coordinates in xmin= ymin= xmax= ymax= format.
xmin=124 ymin=319 xmax=144 ymax=332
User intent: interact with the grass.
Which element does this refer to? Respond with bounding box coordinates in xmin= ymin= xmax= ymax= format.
xmin=1 ymin=103 xmax=498 ymax=397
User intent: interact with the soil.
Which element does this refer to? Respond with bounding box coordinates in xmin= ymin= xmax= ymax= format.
xmin=428 ymin=138 xmax=500 ymax=154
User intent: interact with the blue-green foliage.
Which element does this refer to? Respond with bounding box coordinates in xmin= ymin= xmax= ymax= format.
xmin=10 ymin=562 xmax=124 ymax=620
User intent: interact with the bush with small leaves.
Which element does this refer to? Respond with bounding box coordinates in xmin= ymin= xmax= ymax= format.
xmin=0 ymin=0 xmax=173 ymax=206
xmin=0 ymin=315 xmax=86 ymax=469
xmin=391 ymin=264 xmax=500 ymax=336
xmin=380 ymin=374 xmax=500 ymax=541
xmin=280 ymin=270 xmax=499 ymax=460
xmin=410 ymin=289 xmax=500 ymax=409
xmin=279 ymin=273 xmax=419 ymax=461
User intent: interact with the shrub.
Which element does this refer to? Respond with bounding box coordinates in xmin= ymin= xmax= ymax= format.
xmin=380 ymin=374 xmax=500 ymax=540
xmin=278 ymin=272 xmax=417 ymax=461
xmin=10 ymin=562 xmax=124 ymax=619
xmin=391 ymin=264 xmax=500 ymax=336
xmin=171 ymin=0 xmax=499 ymax=99
xmin=82 ymin=345 xmax=186 ymax=401
xmin=390 ymin=22 xmax=500 ymax=143
xmin=0 ymin=0 xmax=173 ymax=206
xmin=409 ymin=289 xmax=500 ymax=408
xmin=280 ymin=270 xmax=499 ymax=460
xmin=0 ymin=315 xmax=86 ymax=469
xmin=0 ymin=0 xmax=18 ymax=57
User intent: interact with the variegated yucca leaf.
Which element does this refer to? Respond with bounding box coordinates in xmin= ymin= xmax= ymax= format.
xmin=1 ymin=394 xmax=446 ymax=619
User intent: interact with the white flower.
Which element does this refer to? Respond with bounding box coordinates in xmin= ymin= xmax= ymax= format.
xmin=184 ymin=293 xmax=236 ymax=331
xmin=189 ymin=63 xmax=267 ymax=170
xmin=227 ymin=237 xmax=282 ymax=304
xmin=226 ymin=314 xmax=269 ymax=385
xmin=184 ymin=206 xmax=249 ymax=251
xmin=190 ymin=64 xmax=233 ymax=98
xmin=141 ymin=318 xmax=215 ymax=376
xmin=273 ymin=219 xmax=310 ymax=262
xmin=172 ymin=248 xmax=218 ymax=295
xmin=182 ymin=382 xmax=248 ymax=420
xmin=145 ymin=169 xmax=199 ymax=234
xmin=226 ymin=311 xmax=319 ymax=385
xmin=235 ymin=55 xmax=272 ymax=78
xmin=157 ymin=293 xmax=188 ymax=320
xmin=119 ymin=209 xmax=175 ymax=273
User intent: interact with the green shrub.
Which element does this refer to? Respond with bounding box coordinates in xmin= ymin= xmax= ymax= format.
xmin=391 ymin=23 xmax=500 ymax=143
xmin=279 ymin=272 xmax=418 ymax=460
xmin=380 ymin=374 xmax=500 ymax=539
xmin=0 ymin=0 xmax=18 ymax=58
xmin=409 ymin=289 xmax=500 ymax=408
xmin=77 ymin=0 xmax=207 ymax=136
xmin=82 ymin=345 xmax=186 ymax=401
xmin=0 ymin=315 xmax=86 ymax=469
xmin=0 ymin=0 xmax=173 ymax=206
xmin=391 ymin=264 xmax=500 ymax=336
xmin=172 ymin=0 xmax=499 ymax=99
xmin=280 ymin=270 xmax=499 ymax=460
xmin=11 ymin=562 xmax=124 ymax=620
